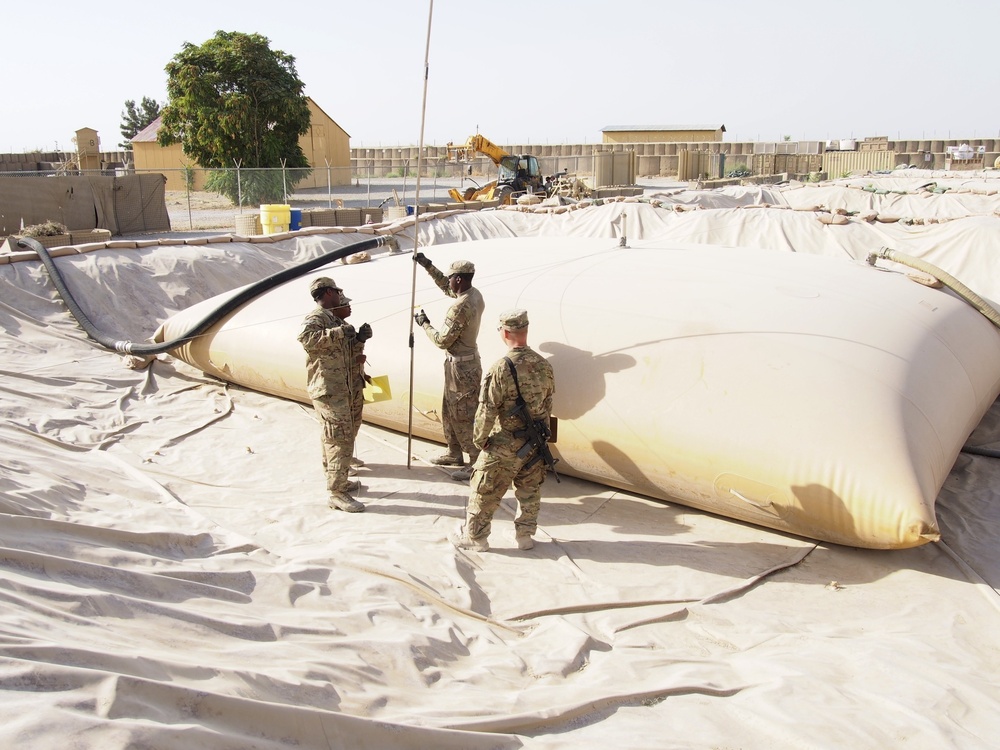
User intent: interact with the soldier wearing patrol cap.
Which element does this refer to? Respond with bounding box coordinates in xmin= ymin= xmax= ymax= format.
xmin=412 ymin=253 xmax=486 ymax=480
xmin=451 ymin=308 xmax=555 ymax=552
xmin=298 ymin=276 xmax=373 ymax=513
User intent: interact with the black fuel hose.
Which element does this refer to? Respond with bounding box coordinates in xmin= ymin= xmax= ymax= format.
xmin=18 ymin=234 xmax=398 ymax=356
xmin=961 ymin=444 xmax=1000 ymax=459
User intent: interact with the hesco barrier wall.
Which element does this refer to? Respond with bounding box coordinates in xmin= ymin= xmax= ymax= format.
xmin=0 ymin=174 xmax=169 ymax=236
xmin=350 ymin=138 xmax=999 ymax=179
xmin=678 ymin=151 xmax=727 ymax=180
xmin=1 ymin=138 xmax=996 ymax=195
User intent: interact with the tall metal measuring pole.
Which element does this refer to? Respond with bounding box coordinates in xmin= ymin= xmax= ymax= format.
xmin=406 ymin=0 xmax=434 ymax=468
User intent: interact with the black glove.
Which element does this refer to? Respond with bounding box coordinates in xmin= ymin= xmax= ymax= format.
xmin=357 ymin=322 xmax=373 ymax=342
xmin=413 ymin=252 xmax=432 ymax=269
xmin=341 ymin=323 xmax=356 ymax=339
xmin=414 ymin=310 xmax=429 ymax=327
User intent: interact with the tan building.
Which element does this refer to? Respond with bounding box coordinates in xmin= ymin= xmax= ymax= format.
xmin=601 ymin=124 xmax=726 ymax=144
xmin=131 ymin=98 xmax=351 ymax=191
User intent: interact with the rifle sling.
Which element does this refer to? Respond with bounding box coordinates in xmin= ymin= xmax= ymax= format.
xmin=504 ymin=357 xmax=561 ymax=482
xmin=503 ymin=356 xmax=526 ymax=407
xmin=505 ymin=356 xmax=535 ymax=452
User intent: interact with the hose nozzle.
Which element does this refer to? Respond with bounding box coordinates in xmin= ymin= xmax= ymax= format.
xmin=866 ymin=247 xmax=893 ymax=266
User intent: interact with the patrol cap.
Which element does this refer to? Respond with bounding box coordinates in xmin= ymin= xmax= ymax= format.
xmin=498 ymin=308 xmax=529 ymax=331
xmin=309 ymin=276 xmax=341 ymax=297
xmin=448 ymin=260 xmax=475 ymax=276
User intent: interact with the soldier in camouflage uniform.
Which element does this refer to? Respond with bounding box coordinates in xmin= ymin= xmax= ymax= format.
xmin=451 ymin=309 xmax=555 ymax=552
xmin=298 ymin=276 xmax=373 ymax=513
xmin=412 ymin=253 xmax=486 ymax=481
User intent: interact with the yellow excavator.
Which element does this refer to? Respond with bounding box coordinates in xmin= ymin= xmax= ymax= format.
xmin=445 ymin=134 xmax=548 ymax=205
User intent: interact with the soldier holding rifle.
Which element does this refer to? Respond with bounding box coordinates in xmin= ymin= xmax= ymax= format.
xmin=452 ymin=309 xmax=556 ymax=552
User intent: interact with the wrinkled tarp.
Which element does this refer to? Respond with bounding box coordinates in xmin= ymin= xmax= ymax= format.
xmin=2 ymin=177 xmax=1000 ymax=748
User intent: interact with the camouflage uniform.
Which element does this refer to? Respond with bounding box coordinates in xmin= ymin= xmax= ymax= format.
xmin=465 ymin=310 xmax=555 ymax=545
xmin=298 ymin=282 xmax=366 ymax=497
xmin=418 ymin=260 xmax=485 ymax=462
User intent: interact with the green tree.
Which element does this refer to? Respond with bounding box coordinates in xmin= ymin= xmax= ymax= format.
xmin=158 ymin=30 xmax=311 ymax=204
xmin=119 ymin=96 xmax=162 ymax=150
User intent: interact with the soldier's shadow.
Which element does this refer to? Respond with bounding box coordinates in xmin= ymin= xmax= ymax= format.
xmin=538 ymin=341 xmax=635 ymax=420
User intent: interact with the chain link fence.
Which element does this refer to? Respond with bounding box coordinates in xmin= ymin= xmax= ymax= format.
xmin=1 ymin=153 xmax=605 ymax=231
xmin=134 ymin=154 xmax=600 ymax=227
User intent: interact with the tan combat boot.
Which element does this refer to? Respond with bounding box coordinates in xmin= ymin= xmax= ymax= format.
xmin=431 ymin=452 xmax=464 ymax=466
xmin=449 ymin=525 xmax=488 ymax=552
xmin=328 ymin=492 xmax=364 ymax=513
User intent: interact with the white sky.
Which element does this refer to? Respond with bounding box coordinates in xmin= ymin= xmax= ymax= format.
xmin=4 ymin=0 xmax=998 ymax=154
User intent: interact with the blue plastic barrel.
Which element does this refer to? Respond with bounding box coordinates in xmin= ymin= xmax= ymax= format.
xmin=289 ymin=208 xmax=302 ymax=231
